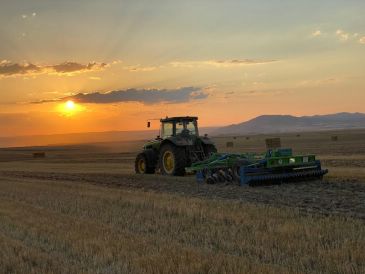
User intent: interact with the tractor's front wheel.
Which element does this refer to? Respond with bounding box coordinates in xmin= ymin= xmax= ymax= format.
xmin=159 ymin=144 xmax=186 ymax=176
xmin=135 ymin=152 xmax=155 ymax=174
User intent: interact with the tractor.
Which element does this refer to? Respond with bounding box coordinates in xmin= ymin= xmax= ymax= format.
xmin=135 ymin=116 xmax=217 ymax=176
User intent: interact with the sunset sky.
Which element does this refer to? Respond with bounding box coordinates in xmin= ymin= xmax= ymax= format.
xmin=1 ymin=0 xmax=364 ymax=137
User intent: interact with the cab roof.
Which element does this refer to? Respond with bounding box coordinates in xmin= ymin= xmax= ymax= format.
xmin=160 ymin=116 xmax=198 ymax=123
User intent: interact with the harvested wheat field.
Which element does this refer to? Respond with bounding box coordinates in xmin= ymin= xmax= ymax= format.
xmin=0 ymin=129 xmax=365 ymax=273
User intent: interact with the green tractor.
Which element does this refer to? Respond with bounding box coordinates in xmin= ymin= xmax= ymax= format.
xmin=135 ymin=116 xmax=217 ymax=176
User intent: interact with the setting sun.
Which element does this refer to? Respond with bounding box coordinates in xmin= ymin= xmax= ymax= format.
xmin=58 ymin=100 xmax=83 ymax=117
xmin=66 ymin=100 xmax=75 ymax=110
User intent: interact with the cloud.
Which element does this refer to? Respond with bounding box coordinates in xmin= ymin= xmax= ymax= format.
xmin=0 ymin=61 xmax=41 ymax=76
xmin=298 ymin=77 xmax=339 ymax=87
xmin=50 ymin=62 xmax=107 ymax=74
xmin=360 ymin=37 xmax=365 ymax=44
xmin=0 ymin=61 xmax=109 ymax=78
xmin=89 ymin=76 xmax=101 ymax=80
xmin=21 ymin=12 xmax=36 ymax=19
xmin=123 ymin=65 xmax=160 ymax=72
xmin=336 ymin=29 xmax=349 ymax=41
xmin=33 ymin=87 xmax=208 ymax=105
xmin=122 ymin=59 xmax=275 ymax=71
xmin=170 ymin=59 xmax=276 ymax=68
xmin=311 ymin=30 xmax=322 ymax=37
xmin=311 ymin=29 xmax=363 ymax=44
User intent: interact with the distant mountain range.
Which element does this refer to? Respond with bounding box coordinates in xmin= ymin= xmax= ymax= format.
xmin=213 ymin=112 xmax=365 ymax=135
xmin=1 ymin=113 xmax=364 ymax=147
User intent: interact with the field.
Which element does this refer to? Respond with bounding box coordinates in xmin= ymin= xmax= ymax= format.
xmin=0 ymin=129 xmax=365 ymax=273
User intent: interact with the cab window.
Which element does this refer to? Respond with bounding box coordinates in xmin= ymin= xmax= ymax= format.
xmin=186 ymin=120 xmax=197 ymax=135
xmin=175 ymin=122 xmax=184 ymax=135
xmin=175 ymin=120 xmax=198 ymax=136
xmin=162 ymin=122 xmax=173 ymax=137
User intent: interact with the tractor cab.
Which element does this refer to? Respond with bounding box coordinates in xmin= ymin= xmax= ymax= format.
xmin=160 ymin=116 xmax=199 ymax=138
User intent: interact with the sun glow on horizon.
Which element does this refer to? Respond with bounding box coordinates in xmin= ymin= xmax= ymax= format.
xmin=58 ymin=100 xmax=83 ymax=117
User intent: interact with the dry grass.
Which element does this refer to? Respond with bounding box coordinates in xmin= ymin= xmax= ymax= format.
xmin=0 ymin=176 xmax=364 ymax=274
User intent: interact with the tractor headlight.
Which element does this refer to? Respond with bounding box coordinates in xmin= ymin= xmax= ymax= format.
xmin=303 ymin=156 xmax=309 ymax=163
xmin=278 ymin=159 xmax=283 ymax=165
xmin=289 ymin=158 xmax=296 ymax=164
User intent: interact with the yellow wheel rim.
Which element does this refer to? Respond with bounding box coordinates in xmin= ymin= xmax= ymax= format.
xmin=138 ymin=158 xmax=146 ymax=173
xmin=163 ymin=151 xmax=174 ymax=174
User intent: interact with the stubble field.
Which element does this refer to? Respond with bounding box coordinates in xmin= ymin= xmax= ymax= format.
xmin=0 ymin=129 xmax=364 ymax=273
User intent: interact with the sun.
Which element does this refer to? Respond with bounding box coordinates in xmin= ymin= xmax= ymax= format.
xmin=58 ymin=100 xmax=83 ymax=117
xmin=66 ymin=100 xmax=75 ymax=110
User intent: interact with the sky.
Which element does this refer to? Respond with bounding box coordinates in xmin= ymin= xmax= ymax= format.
xmin=0 ymin=0 xmax=364 ymax=137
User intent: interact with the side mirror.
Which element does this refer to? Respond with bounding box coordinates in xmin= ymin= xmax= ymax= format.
xmin=147 ymin=121 xmax=151 ymax=128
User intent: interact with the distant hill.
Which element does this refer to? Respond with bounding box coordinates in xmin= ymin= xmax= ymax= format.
xmin=213 ymin=112 xmax=365 ymax=135
xmin=1 ymin=113 xmax=364 ymax=148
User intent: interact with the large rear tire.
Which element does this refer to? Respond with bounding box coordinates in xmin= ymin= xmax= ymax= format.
xmin=135 ymin=152 xmax=155 ymax=174
xmin=159 ymin=144 xmax=186 ymax=176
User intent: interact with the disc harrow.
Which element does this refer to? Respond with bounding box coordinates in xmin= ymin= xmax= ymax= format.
xmin=187 ymin=148 xmax=328 ymax=186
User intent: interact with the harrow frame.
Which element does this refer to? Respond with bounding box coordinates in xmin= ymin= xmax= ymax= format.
xmin=189 ymin=149 xmax=328 ymax=186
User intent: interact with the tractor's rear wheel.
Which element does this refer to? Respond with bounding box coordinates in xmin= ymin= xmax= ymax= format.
xmin=135 ymin=152 xmax=155 ymax=174
xmin=159 ymin=144 xmax=186 ymax=176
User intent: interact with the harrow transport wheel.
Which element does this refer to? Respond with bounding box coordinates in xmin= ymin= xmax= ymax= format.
xmin=159 ymin=144 xmax=186 ymax=176
xmin=135 ymin=152 xmax=155 ymax=174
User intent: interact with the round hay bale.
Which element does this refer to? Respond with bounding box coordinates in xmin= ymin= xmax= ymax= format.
xmin=226 ymin=141 xmax=234 ymax=148
xmin=265 ymin=138 xmax=281 ymax=150
xmin=33 ymin=152 xmax=46 ymax=158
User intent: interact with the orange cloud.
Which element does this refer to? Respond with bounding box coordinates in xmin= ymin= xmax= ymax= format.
xmin=32 ymin=87 xmax=208 ymax=105
xmin=0 ymin=60 xmax=109 ymax=78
